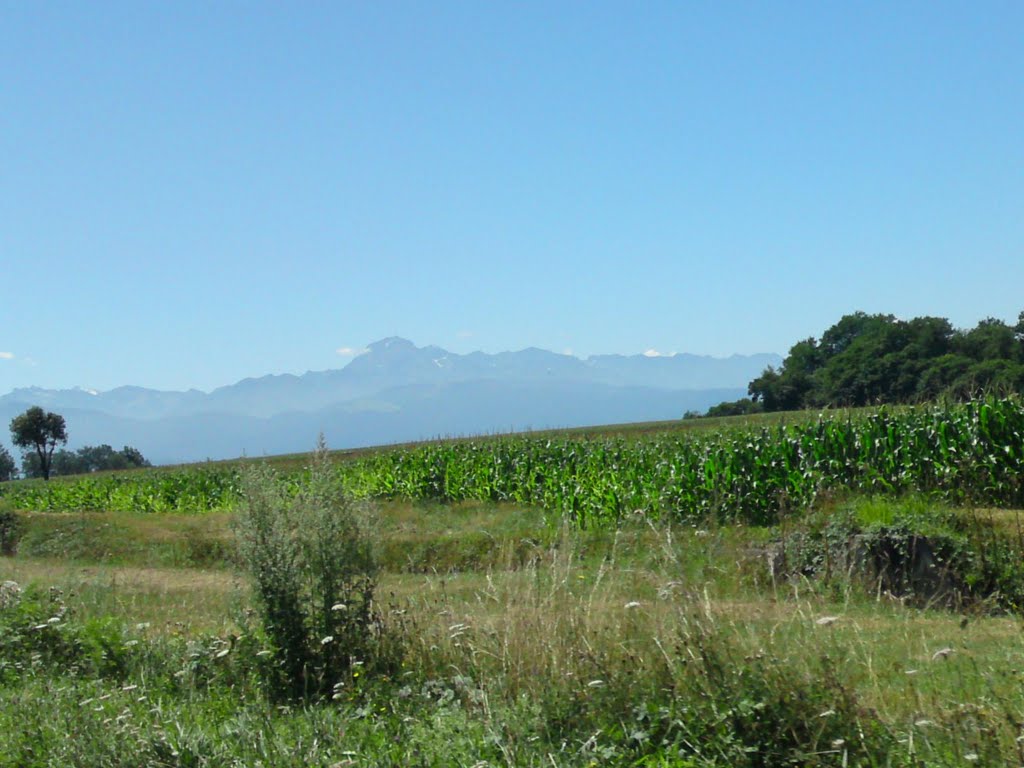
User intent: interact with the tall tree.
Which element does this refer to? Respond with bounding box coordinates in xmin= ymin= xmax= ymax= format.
xmin=9 ymin=407 xmax=67 ymax=481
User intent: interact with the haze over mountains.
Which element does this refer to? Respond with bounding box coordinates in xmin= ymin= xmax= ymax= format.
xmin=0 ymin=339 xmax=780 ymax=464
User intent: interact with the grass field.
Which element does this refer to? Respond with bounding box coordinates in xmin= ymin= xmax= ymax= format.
xmin=2 ymin=404 xmax=1024 ymax=765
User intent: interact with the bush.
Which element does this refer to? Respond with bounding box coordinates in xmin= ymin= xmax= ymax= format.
xmin=772 ymin=498 xmax=1024 ymax=611
xmin=0 ymin=505 xmax=21 ymax=555
xmin=703 ymin=397 xmax=765 ymax=418
xmin=234 ymin=437 xmax=399 ymax=702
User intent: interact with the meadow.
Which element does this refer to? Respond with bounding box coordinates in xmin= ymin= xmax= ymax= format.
xmin=1 ymin=398 xmax=1024 ymax=766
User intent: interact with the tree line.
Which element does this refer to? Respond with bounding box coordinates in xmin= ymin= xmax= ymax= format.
xmin=700 ymin=311 xmax=1024 ymax=416
xmin=0 ymin=406 xmax=149 ymax=481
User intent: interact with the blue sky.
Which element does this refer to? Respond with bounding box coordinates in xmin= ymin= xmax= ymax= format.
xmin=2 ymin=2 xmax=1022 ymax=393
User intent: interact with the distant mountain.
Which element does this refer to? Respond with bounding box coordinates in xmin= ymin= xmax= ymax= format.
xmin=0 ymin=339 xmax=780 ymax=464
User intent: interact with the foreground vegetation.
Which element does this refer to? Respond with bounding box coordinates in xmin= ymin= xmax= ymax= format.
xmin=2 ymin=401 xmax=1024 ymax=765
xmin=2 ymin=494 xmax=1024 ymax=766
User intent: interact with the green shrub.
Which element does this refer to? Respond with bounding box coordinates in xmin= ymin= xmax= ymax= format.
xmin=234 ymin=437 xmax=399 ymax=702
xmin=774 ymin=498 xmax=1024 ymax=610
xmin=0 ymin=585 xmax=143 ymax=683
xmin=0 ymin=505 xmax=21 ymax=555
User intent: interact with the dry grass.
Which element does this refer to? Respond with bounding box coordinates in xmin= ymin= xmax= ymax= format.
xmin=380 ymin=526 xmax=1024 ymax=750
xmin=0 ymin=558 xmax=242 ymax=632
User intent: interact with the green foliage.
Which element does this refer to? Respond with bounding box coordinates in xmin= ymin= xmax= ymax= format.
xmin=748 ymin=311 xmax=1024 ymax=411
xmin=22 ymin=444 xmax=151 ymax=479
xmin=702 ymin=397 xmax=764 ymax=418
xmin=0 ymin=466 xmax=241 ymax=514
xmin=0 ymin=446 xmax=15 ymax=482
xmin=342 ymin=396 xmax=1024 ymax=526
xmin=0 ymin=504 xmax=21 ymax=555
xmin=9 ymin=407 xmax=67 ymax=481
xmin=234 ymin=438 xmax=398 ymax=702
xmin=0 ymin=584 xmax=141 ymax=684
xmin=4 ymin=504 xmax=1024 ymax=764
xmin=4 ymin=397 xmax=1024 ymax=531
xmin=665 ymin=626 xmax=886 ymax=767
xmin=775 ymin=497 xmax=1024 ymax=610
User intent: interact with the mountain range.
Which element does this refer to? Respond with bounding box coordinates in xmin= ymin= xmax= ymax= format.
xmin=0 ymin=338 xmax=780 ymax=464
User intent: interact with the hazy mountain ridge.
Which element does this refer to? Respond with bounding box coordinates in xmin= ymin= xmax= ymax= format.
xmin=0 ymin=339 xmax=780 ymax=464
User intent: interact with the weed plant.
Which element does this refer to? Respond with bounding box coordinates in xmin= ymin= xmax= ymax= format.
xmin=233 ymin=437 xmax=401 ymax=702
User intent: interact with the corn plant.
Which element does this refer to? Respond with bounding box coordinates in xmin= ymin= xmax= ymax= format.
xmin=3 ymin=396 xmax=1024 ymax=528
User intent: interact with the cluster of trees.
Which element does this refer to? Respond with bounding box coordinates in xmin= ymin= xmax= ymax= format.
xmin=710 ymin=311 xmax=1024 ymax=414
xmin=2 ymin=406 xmax=149 ymax=481
xmin=20 ymin=444 xmax=151 ymax=479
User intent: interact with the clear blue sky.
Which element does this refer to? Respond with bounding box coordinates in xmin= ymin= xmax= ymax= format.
xmin=2 ymin=2 xmax=1022 ymax=393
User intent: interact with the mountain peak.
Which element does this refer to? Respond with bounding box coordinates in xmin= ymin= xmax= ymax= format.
xmin=366 ymin=337 xmax=417 ymax=353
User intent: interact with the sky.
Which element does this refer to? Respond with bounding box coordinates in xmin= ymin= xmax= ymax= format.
xmin=2 ymin=2 xmax=1022 ymax=393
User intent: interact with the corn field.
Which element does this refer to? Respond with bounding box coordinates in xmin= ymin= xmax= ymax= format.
xmin=0 ymin=468 xmax=240 ymax=515
xmin=3 ymin=397 xmax=1024 ymax=526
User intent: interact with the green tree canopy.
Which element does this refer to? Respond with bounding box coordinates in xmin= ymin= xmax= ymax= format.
xmin=9 ymin=407 xmax=68 ymax=481
xmin=21 ymin=443 xmax=151 ymax=479
xmin=736 ymin=311 xmax=1024 ymax=413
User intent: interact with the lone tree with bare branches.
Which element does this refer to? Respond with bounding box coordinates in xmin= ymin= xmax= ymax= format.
xmin=10 ymin=406 xmax=67 ymax=481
